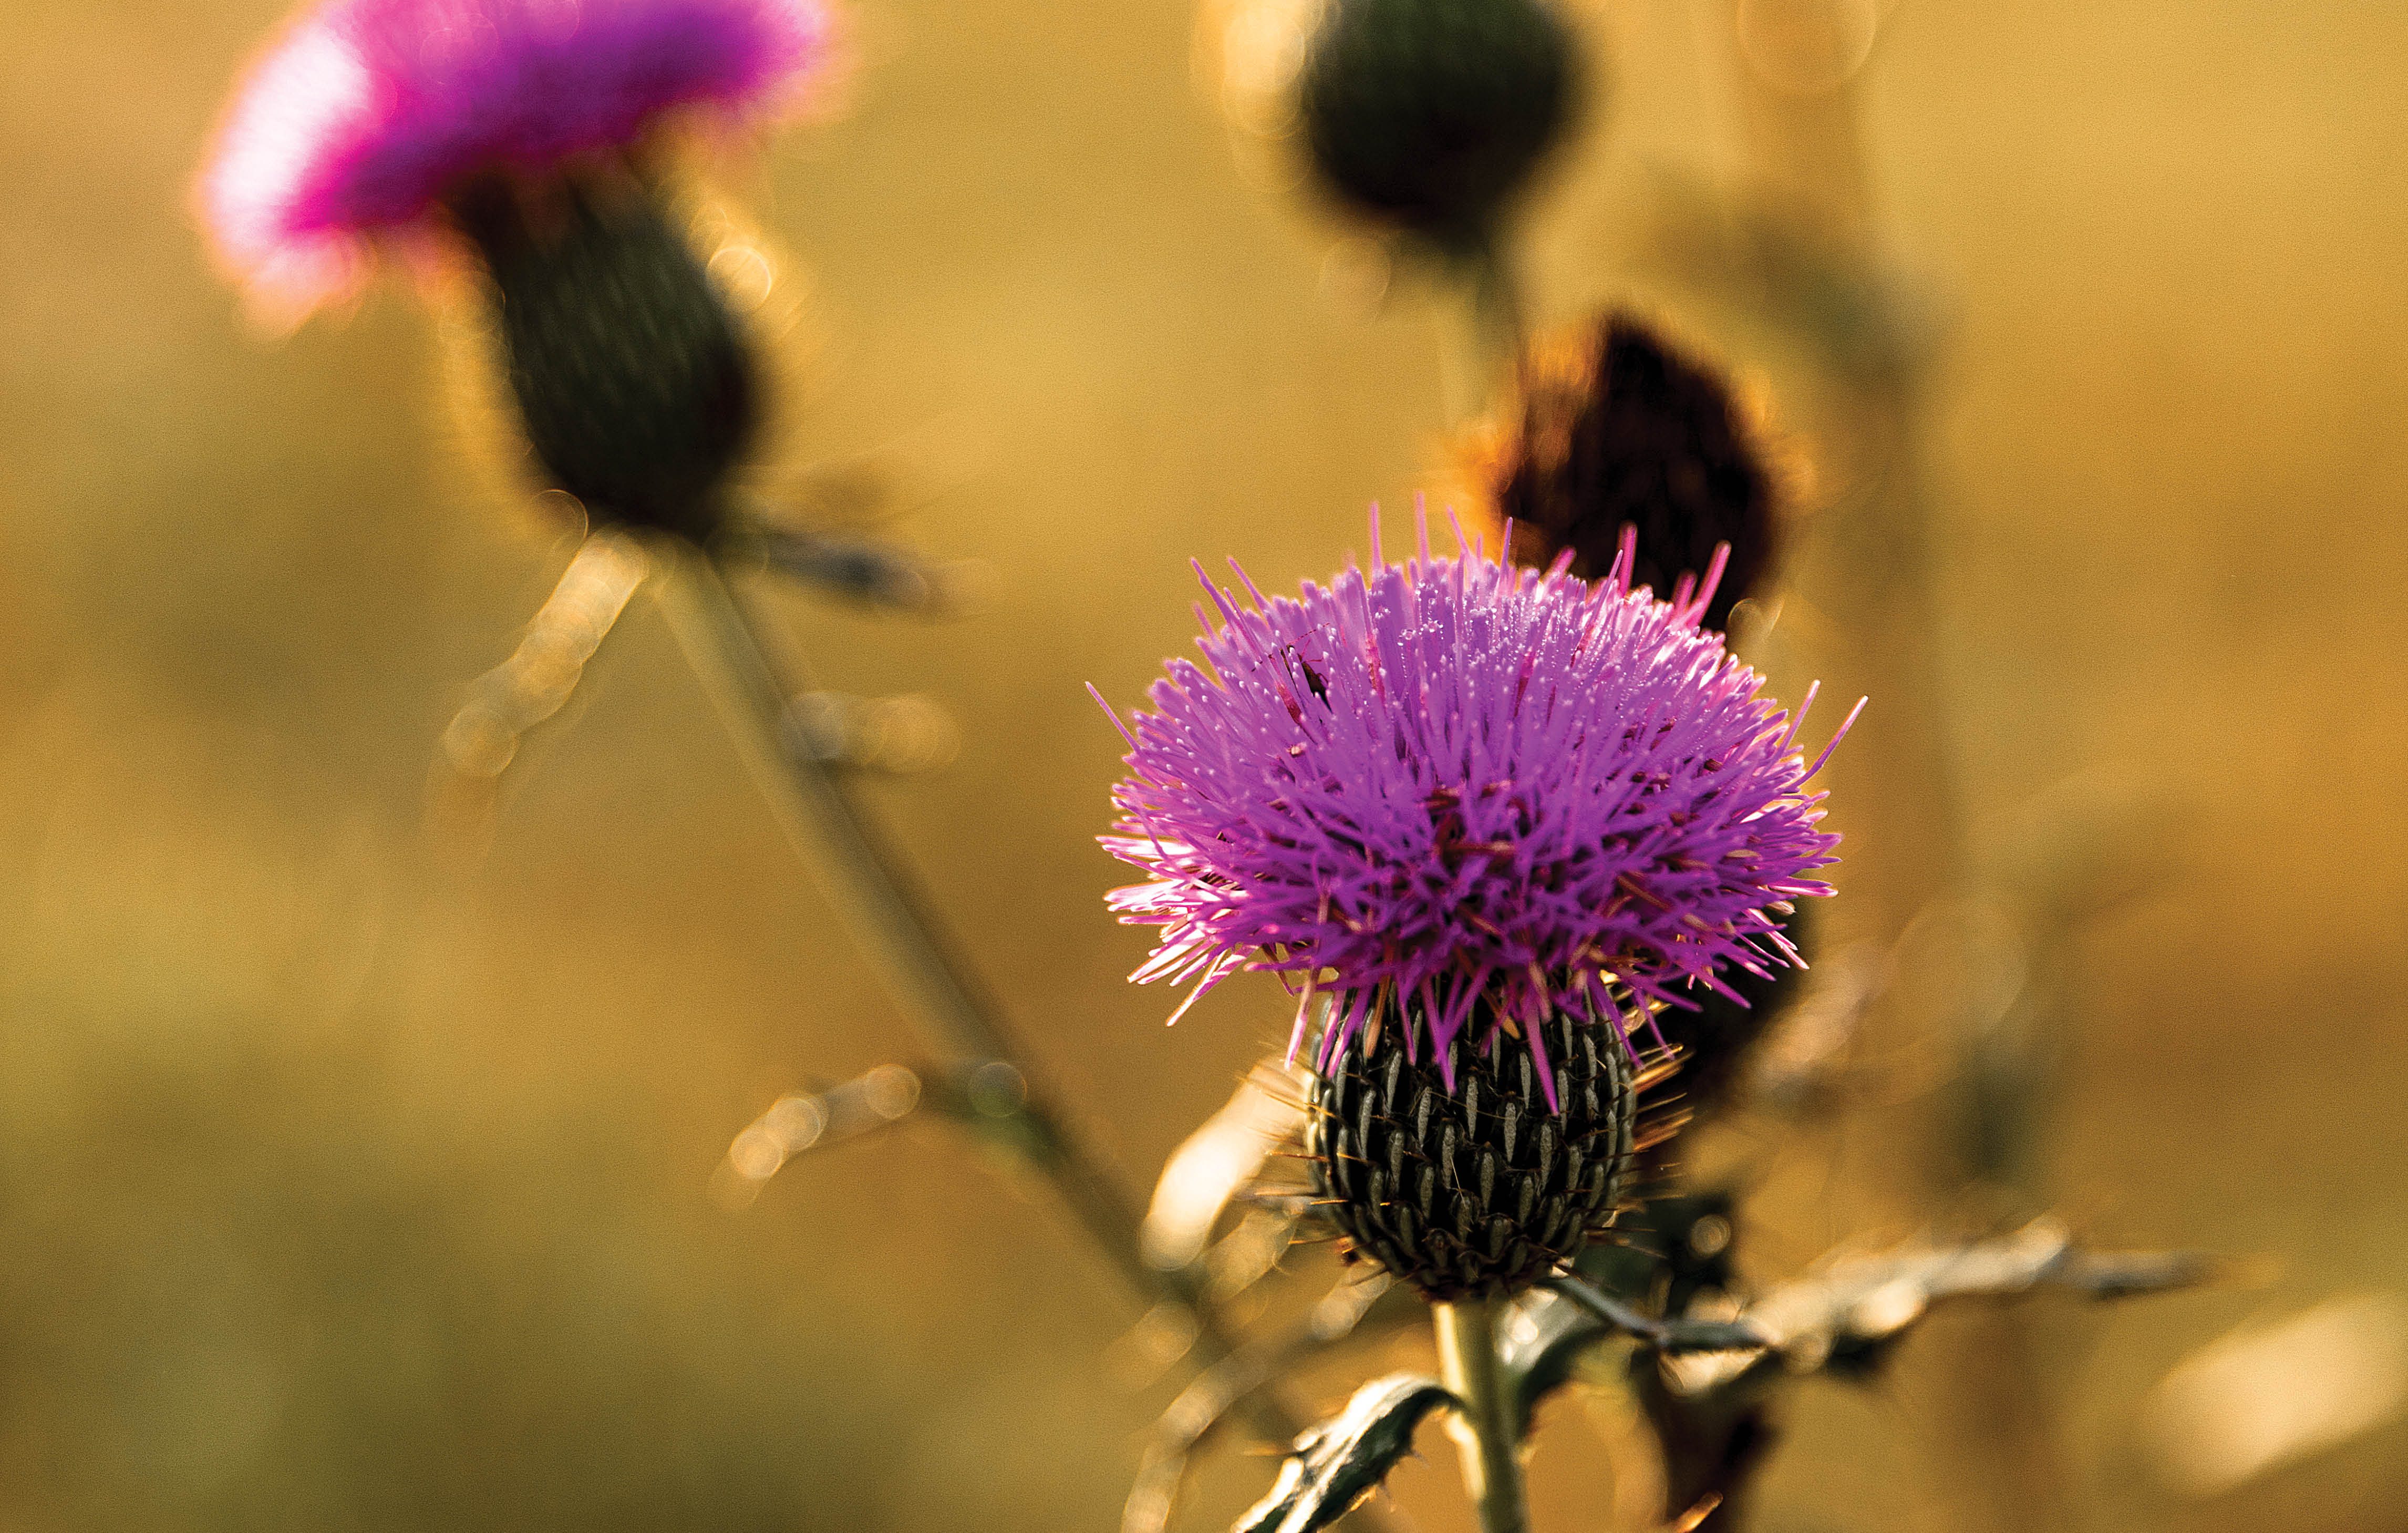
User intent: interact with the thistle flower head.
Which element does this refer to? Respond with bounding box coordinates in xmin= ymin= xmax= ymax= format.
xmin=1098 ymin=513 xmax=1852 ymax=1107
xmin=202 ymin=0 xmax=832 ymax=311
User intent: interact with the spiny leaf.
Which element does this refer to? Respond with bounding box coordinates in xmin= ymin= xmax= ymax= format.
xmin=1122 ymin=1275 xmax=1419 ymax=1533
xmin=1547 ymin=1275 xmax=1765 ymax=1354
xmin=1234 ymin=1374 xmax=1457 ymax=1533
xmin=721 ymin=507 xmax=972 ymax=614
xmin=1513 ymin=1220 xmax=2206 ymax=1426
xmin=1505 ymin=1279 xmax=1768 ymax=1435
xmin=1660 ymin=1219 xmax=2213 ymax=1396
xmin=1502 ymin=1285 xmax=1604 ymax=1437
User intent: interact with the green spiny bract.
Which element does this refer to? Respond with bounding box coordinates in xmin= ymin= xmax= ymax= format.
xmin=459 ymin=180 xmax=760 ymax=542
xmin=1309 ymin=999 xmax=1636 ymax=1301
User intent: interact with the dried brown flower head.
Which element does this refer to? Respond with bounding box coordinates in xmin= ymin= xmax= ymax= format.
xmin=1462 ymin=313 xmax=1790 ymax=635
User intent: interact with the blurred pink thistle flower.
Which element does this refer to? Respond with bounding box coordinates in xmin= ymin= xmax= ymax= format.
xmin=201 ymin=0 xmax=833 ymax=315
xmin=1096 ymin=515 xmax=1855 ymax=1106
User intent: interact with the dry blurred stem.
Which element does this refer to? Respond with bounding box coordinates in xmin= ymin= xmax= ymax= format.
xmin=652 ymin=547 xmax=1298 ymax=1444
xmin=430 ymin=531 xmax=653 ymax=848
xmin=1143 ymin=1058 xmax=1310 ymax=1271
xmin=1675 ymin=2 xmax=2067 ymax=1526
xmin=2144 ymin=1293 xmax=2408 ymax=1497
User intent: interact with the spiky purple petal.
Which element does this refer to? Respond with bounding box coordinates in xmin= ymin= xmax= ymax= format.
xmin=1099 ymin=517 xmax=1850 ymax=1099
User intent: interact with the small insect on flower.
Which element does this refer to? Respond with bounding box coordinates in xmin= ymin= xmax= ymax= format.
xmin=201 ymin=0 xmax=835 ymax=537
xmin=1096 ymin=513 xmax=1854 ymax=1298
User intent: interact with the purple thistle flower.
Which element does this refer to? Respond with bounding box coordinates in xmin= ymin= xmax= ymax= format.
xmin=202 ymin=0 xmax=832 ymax=313
xmin=1097 ymin=513 xmax=1854 ymax=1108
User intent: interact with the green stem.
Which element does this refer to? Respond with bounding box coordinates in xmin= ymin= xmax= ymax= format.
xmin=1436 ymin=232 xmax=1530 ymax=426
xmin=1468 ymin=236 xmax=1528 ymax=385
xmin=657 ymin=545 xmax=1293 ymax=1443
xmin=1433 ymin=1299 xmax=1528 ymax=1533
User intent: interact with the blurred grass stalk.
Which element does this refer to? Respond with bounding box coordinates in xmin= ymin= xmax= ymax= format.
xmin=1701 ymin=2 xmax=2066 ymax=1527
xmin=653 ymin=548 xmax=1298 ymax=1444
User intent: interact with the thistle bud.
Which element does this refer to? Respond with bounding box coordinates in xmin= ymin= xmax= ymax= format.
xmin=1310 ymin=999 xmax=1635 ymax=1300
xmin=1298 ymin=0 xmax=1583 ymax=248
xmin=199 ymin=0 xmax=832 ymax=537
xmin=458 ymin=182 xmax=760 ymax=540
xmin=204 ymin=0 xmax=831 ymax=305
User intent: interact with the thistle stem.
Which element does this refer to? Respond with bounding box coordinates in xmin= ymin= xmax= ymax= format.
xmin=1437 ymin=233 xmax=1529 ymax=426
xmin=1433 ymin=1299 xmax=1528 ymax=1533
xmin=658 ymin=545 xmax=1292 ymax=1442
xmin=1469 ymin=236 xmax=1529 ymax=384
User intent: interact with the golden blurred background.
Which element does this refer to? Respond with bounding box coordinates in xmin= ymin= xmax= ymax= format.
xmin=2 ymin=0 xmax=2405 ymax=1529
